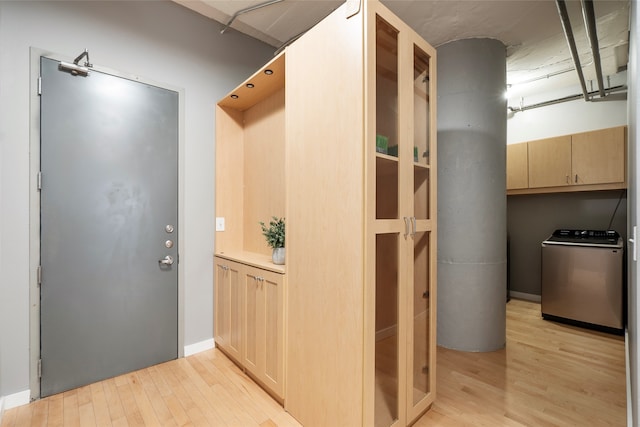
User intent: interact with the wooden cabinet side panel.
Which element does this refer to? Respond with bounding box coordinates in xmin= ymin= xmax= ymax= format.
xmin=285 ymin=4 xmax=365 ymax=426
xmin=571 ymin=126 xmax=626 ymax=185
xmin=506 ymin=143 xmax=528 ymax=190
xmin=243 ymin=89 xmax=286 ymax=255
xmin=527 ymin=135 xmax=571 ymax=188
xmin=215 ymin=106 xmax=245 ymax=253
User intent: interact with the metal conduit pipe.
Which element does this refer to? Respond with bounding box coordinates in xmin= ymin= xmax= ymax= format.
xmin=581 ymin=0 xmax=606 ymax=98
xmin=556 ymin=0 xmax=590 ymax=101
xmin=508 ymin=85 xmax=626 ymax=113
xmin=220 ymin=0 xmax=284 ymax=34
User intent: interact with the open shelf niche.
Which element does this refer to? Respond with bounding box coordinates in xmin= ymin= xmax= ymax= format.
xmin=215 ymin=53 xmax=286 ymax=273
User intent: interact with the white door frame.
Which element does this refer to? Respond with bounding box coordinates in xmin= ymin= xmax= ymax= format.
xmin=28 ymin=47 xmax=186 ymax=400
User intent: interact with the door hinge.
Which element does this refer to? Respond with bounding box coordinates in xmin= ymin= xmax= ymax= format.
xmin=37 ymin=359 xmax=42 ymax=378
xmin=37 ymin=171 xmax=42 ymax=191
xmin=37 ymin=265 xmax=42 ymax=286
xmin=38 ymin=76 xmax=42 ymax=96
xmin=422 ymin=366 xmax=428 ymax=375
xmin=423 ymin=291 xmax=429 ymax=299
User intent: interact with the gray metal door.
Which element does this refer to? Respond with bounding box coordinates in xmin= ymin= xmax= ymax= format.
xmin=39 ymin=57 xmax=178 ymax=397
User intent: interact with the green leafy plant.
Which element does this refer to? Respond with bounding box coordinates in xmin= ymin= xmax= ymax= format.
xmin=259 ymin=217 xmax=285 ymax=249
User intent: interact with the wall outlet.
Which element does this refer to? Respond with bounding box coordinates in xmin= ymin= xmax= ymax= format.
xmin=215 ymin=217 xmax=225 ymax=232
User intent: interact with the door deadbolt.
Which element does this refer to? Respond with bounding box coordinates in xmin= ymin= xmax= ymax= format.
xmin=165 ymin=240 xmax=174 ymax=248
xmin=165 ymin=224 xmax=174 ymax=233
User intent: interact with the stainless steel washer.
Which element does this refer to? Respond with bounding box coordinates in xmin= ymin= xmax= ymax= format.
xmin=541 ymin=229 xmax=624 ymax=333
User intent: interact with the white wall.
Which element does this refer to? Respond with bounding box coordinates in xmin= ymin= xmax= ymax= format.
xmin=507 ymin=95 xmax=628 ymax=144
xmin=0 ymin=0 xmax=274 ymax=398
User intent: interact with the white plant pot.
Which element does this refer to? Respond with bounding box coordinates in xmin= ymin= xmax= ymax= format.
xmin=272 ymin=247 xmax=285 ymax=265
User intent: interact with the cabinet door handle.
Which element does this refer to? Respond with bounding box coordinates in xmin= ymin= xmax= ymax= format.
xmin=403 ymin=217 xmax=410 ymax=238
xmin=411 ymin=216 xmax=417 ymax=237
xmin=575 ymin=174 xmax=578 ymax=183
xmin=221 ymin=265 xmax=229 ymax=271
xmin=566 ymin=174 xmax=569 ymax=184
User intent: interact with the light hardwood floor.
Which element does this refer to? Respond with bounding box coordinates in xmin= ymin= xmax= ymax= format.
xmin=1 ymin=299 xmax=626 ymax=426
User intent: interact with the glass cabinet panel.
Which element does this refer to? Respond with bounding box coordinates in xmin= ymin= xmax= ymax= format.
xmin=413 ymin=46 xmax=431 ymax=220
xmin=411 ymin=231 xmax=430 ymax=405
xmin=375 ymin=15 xmax=399 ymax=220
xmin=413 ymin=45 xmax=430 ymax=166
xmin=375 ymin=233 xmax=399 ymax=427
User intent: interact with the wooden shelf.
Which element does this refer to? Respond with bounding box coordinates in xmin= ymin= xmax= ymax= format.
xmin=214 ymin=251 xmax=285 ymax=274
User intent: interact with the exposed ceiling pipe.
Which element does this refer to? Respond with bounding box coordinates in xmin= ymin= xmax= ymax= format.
xmin=220 ymin=0 xmax=284 ymax=34
xmin=507 ymin=85 xmax=626 ymax=113
xmin=555 ymin=0 xmax=590 ymax=101
xmin=581 ymin=0 xmax=606 ymax=98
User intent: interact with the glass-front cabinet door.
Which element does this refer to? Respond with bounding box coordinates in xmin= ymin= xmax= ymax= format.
xmin=369 ymin=2 xmax=436 ymax=426
xmin=406 ymin=35 xmax=437 ymax=423
xmin=373 ymin=12 xmax=402 ymax=427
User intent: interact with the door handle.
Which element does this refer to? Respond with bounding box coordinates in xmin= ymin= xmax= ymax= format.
xmin=403 ymin=217 xmax=410 ymax=238
xmin=159 ymin=255 xmax=174 ymax=266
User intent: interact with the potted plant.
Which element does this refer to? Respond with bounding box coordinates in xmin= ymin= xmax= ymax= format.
xmin=260 ymin=216 xmax=285 ymax=265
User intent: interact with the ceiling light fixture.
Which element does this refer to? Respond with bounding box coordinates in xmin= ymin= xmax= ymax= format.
xmin=264 ymin=69 xmax=273 ymax=75
xmin=231 ymin=94 xmax=239 ymax=99
xmin=246 ymin=83 xmax=255 ymax=88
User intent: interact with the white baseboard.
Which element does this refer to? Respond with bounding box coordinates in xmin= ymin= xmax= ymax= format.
xmin=3 ymin=390 xmax=30 ymax=410
xmin=509 ymin=291 xmax=541 ymax=303
xmin=184 ymin=338 xmax=215 ymax=357
xmin=0 ymin=390 xmax=31 ymax=424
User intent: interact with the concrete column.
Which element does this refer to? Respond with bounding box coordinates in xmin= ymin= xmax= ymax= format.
xmin=437 ymin=38 xmax=507 ymax=352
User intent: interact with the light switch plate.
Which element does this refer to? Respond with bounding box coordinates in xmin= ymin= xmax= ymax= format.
xmin=216 ymin=217 xmax=225 ymax=232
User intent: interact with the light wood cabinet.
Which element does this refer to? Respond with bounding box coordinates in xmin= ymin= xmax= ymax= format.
xmin=242 ymin=265 xmax=285 ymax=400
xmin=506 ymin=143 xmax=528 ymax=190
xmin=214 ymin=47 xmax=287 ymax=402
xmin=213 ymin=256 xmax=285 ymax=401
xmin=213 ymin=257 xmax=244 ymax=363
xmin=508 ymin=126 xmax=627 ymax=195
xmin=572 ymin=126 xmax=626 ymax=185
xmin=284 ymin=3 xmax=437 ymax=426
xmin=215 ymin=1 xmax=436 ymax=425
xmin=528 ymin=135 xmax=572 ymax=188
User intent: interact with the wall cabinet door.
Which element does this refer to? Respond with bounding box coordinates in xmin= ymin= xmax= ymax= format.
xmin=243 ymin=266 xmax=285 ymax=400
xmin=511 ymin=127 xmax=626 ymax=194
xmin=527 ymin=135 xmax=572 ymax=188
xmin=506 ymin=143 xmax=528 ymax=190
xmin=572 ymin=126 xmax=625 ymax=185
xmin=213 ymin=257 xmax=243 ymax=363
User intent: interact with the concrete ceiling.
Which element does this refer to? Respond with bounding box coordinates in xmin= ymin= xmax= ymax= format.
xmin=175 ymin=0 xmax=630 ymax=103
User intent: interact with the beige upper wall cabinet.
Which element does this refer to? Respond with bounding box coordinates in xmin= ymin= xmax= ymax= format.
xmin=572 ymin=126 xmax=626 ymax=185
xmin=506 ymin=142 xmax=528 ymax=189
xmin=215 ymin=1 xmax=437 ymax=426
xmin=528 ymin=135 xmax=572 ymax=188
xmin=507 ymin=126 xmax=627 ymax=195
